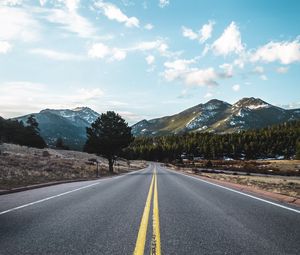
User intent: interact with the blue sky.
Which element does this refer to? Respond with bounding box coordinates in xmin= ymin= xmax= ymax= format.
xmin=0 ymin=0 xmax=299 ymax=124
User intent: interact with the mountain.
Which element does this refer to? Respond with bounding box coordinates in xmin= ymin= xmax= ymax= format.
xmin=16 ymin=107 xmax=100 ymax=150
xmin=132 ymin=98 xmax=300 ymax=136
xmin=12 ymin=98 xmax=300 ymax=149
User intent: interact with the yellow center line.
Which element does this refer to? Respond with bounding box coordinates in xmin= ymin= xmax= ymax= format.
xmin=133 ymin=170 xmax=155 ymax=255
xmin=151 ymin=167 xmax=161 ymax=255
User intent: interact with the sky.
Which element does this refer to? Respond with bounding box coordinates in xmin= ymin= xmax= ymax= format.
xmin=0 ymin=0 xmax=300 ymax=124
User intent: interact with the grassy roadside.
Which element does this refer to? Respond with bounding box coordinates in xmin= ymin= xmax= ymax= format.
xmin=0 ymin=143 xmax=147 ymax=191
xmin=167 ymin=163 xmax=300 ymax=199
xmin=200 ymin=173 xmax=300 ymax=198
xmin=175 ymin=159 xmax=300 ymax=176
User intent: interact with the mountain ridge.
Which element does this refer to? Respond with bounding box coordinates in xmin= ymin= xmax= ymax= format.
xmin=132 ymin=97 xmax=300 ymax=136
xmin=10 ymin=97 xmax=300 ymax=150
xmin=16 ymin=107 xmax=100 ymax=150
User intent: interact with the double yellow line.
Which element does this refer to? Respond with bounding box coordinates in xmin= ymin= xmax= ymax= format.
xmin=134 ymin=167 xmax=161 ymax=255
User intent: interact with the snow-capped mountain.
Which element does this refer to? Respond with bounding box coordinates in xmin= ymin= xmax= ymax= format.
xmin=16 ymin=107 xmax=100 ymax=150
xmin=13 ymin=98 xmax=300 ymax=149
xmin=132 ymin=98 xmax=300 ymax=136
xmin=39 ymin=107 xmax=100 ymax=126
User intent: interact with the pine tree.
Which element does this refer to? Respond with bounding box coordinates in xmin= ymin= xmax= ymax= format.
xmin=84 ymin=111 xmax=133 ymax=173
xmin=296 ymin=141 xmax=300 ymax=160
xmin=26 ymin=115 xmax=40 ymax=133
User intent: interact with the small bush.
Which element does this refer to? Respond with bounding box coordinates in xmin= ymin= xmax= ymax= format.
xmin=205 ymin=160 xmax=213 ymax=168
xmin=42 ymin=151 xmax=50 ymax=157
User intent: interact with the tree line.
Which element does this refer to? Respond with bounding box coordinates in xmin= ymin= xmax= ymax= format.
xmin=123 ymin=121 xmax=300 ymax=161
xmin=1 ymin=112 xmax=299 ymax=173
xmin=0 ymin=115 xmax=46 ymax=148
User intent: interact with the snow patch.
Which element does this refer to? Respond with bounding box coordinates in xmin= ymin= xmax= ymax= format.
xmin=246 ymin=104 xmax=270 ymax=110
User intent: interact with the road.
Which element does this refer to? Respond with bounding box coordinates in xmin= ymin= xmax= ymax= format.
xmin=0 ymin=163 xmax=299 ymax=254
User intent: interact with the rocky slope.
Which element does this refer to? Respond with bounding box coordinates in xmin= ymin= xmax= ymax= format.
xmin=132 ymin=98 xmax=300 ymax=136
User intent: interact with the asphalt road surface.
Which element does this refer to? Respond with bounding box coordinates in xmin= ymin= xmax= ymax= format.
xmin=0 ymin=163 xmax=299 ymax=254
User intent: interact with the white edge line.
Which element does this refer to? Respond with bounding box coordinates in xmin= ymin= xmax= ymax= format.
xmin=0 ymin=166 xmax=150 ymax=216
xmin=163 ymin=167 xmax=300 ymax=214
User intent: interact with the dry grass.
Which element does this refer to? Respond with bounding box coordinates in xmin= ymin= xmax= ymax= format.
xmin=181 ymin=159 xmax=300 ymax=176
xmin=201 ymin=173 xmax=300 ymax=198
xmin=0 ymin=143 xmax=146 ymax=190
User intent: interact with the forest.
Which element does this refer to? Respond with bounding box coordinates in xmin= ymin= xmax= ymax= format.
xmin=1 ymin=114 xmax=300 ymax=161
xmin=123 ymin=121 xmax=300 ymax=161
xmin=0 ymin=116 xmax=46 ymax=149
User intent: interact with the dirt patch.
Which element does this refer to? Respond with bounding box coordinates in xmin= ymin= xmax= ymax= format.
xmin=0 ymin=143 xmax=147 ymax=190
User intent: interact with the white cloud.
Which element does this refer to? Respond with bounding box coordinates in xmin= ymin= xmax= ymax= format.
xmin=182 ymin=21 xmax=214 ymax=43
xmin=0 ymin=41 xmax=12 ymax=54
xmin=136 ymin=40 xmax=164 ymax=51
xmin=75 ymin=88 xmax=104 ymax=101
xmin=185 ymin=68 xmax=218 ymax=87
xmin=159 ymin=0 xmax=169 ymax=8
xmin=199 ymin=21 xmax=214 ymax=43
xmin=64 ymin=0 xmax=80 ymax=12
xmin=260 ymin=74 xmax=268 ymax=81
xmin=94 ymin=1 xmax=139 ymax=28
xmin=164 ymin=59 xmax=195 ymax=71
xmin=29 ymin=48 xmax=83 ymax=61
xmin=232 ymin=84 xmax=240 ymax=92
xmin=111 ymin=48 xmax=127 ymax=61
xmin=250 ymin=39 xmax=300 ymax=65
xmin=182 ymin=26 xmax=198 ymax=40
xmin=146 ymin=55 xmax=155 ymax=65
xmin=163 ymin=59 xmax=195 ymax=81
xmin=144 ymin=23 xmax=154 ymax=30
xmin=46 ymin=8 xmax=96 ymax=38
xmin=163 ymin=59 xmax=219 ymax=87
xmin=219 ymin=63 xmax=233 ymax=78
xmin=131 ymin=39 xmax=182 ymax=58
xmin=0 ymin=0 xmax=23 ymax=6
xmin=276 ymin=66 xmax=289 ymax=74
xmin=0 ymin=81 xmax=47 ymax=117
xmin=211 ymin=21 xmax=244 ymax=56
xmin=202 ymin=44 xmax=210 ymax=56
xmin=88 ymin=43 xmax=126 ymax=61
xmin=39 ymin=0 xmax=47 ymax=6
xmin=0 ymin=81 xmax=105 ymax=118
xmin=233 ymin=57 xmax=245 ymax=69
xmin=253 ymin=66 xmax=264 ymax=74
xmin=88 ymin=43 xmax=110 ymax=59
xmin=0 ymin=7 xmax=40 ymax=42
xmin=133 ymin=39 xmax=171 ymax=56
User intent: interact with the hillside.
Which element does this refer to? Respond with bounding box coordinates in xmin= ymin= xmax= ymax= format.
xmin=132 ymin=98 xmax=300 ymax=136
xmin=0 ymin=143 xmax=146 ymax=190
xmin=16 ymin=107 xmax=100 ymax=150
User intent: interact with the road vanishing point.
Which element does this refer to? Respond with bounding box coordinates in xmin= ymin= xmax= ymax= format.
xmin=0 ymin=163 xmax=300 ymax=254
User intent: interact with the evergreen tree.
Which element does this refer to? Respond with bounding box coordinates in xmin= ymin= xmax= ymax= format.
xmin=84 ymin=111 xmax=133 ymax=173
xmin=55 ymin=137 xmax=69 ymax=150
xmin=0 ymin=116 xmax=46 ymax=148
xmin=26 ymin=115 xmax=40 ymax=133
xmin=124 ymin=121 xmax=300 ymax=161
xmin=296 ymin=140 xmax=300 ymax=160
